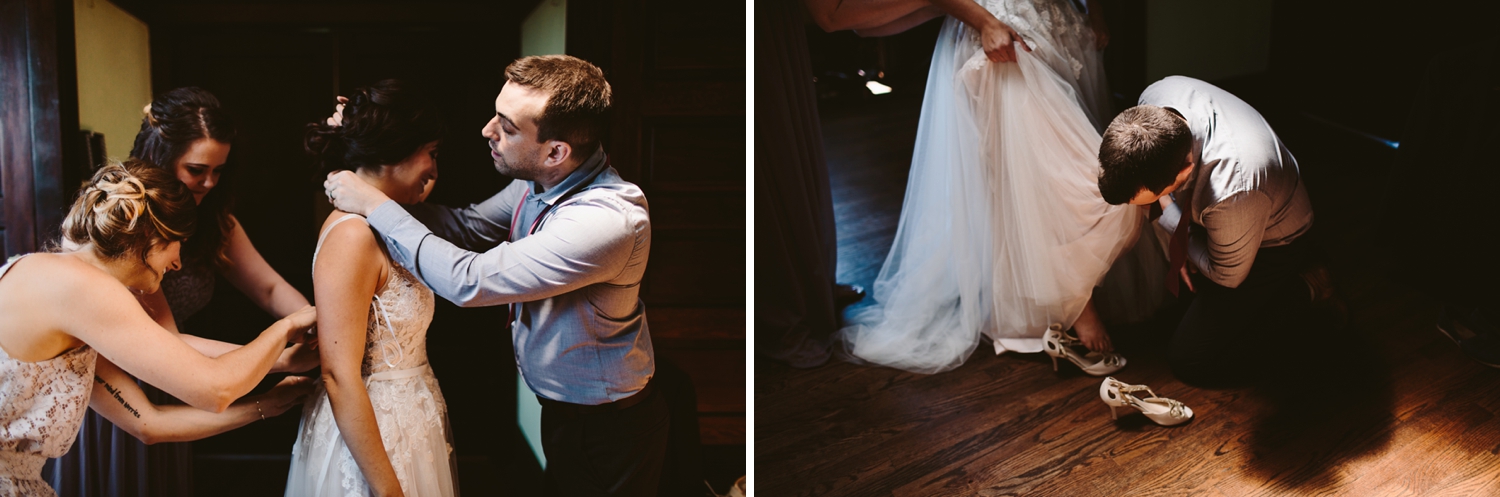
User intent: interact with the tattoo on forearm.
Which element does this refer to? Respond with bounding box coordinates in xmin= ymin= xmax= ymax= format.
xmin=94 ymin=376 xmax=141 ymax=418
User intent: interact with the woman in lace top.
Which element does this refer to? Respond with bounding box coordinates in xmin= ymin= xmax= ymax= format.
xmin=283 ymin=79 xmax=453 ymax=497
xmin=46 ymin=87 xmax=315 ymax=497
xmin=0 ymin=160 xmax=319 ymax=496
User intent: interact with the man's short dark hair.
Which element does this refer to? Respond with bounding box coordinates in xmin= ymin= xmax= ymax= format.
xmin=504 ymin=55 xmax=612 ymax=154
xmin=1097 ymin=105 xmax=1193 ymax=204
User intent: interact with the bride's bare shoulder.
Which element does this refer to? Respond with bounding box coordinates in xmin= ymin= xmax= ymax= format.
xmin=314 ymin=211 xmax=386 ymax=269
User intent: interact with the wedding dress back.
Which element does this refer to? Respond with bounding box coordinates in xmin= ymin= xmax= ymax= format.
xmin=0 ymin=255 xmax=99 ymax=496
xmin=838 ymin=0 xmax=1165 ymax=374
xmin=285 ymin=214 xmax=456 ymax=496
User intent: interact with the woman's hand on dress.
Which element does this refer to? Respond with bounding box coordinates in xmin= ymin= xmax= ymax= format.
xmin=980 ymin=19 xmax=1030 ymax=63
xmin=1087 ymin=3 xmax=1109 ymax=50
xmin=258 ymin=376 xmax=316 ymax=417
xmin=281 ymin=305 xmax=318 ymax=343
xmin=273 ymin=343 xmax=321 ymax=374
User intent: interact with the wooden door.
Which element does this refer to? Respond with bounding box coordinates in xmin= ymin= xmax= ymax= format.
xmin=0 ymin=0 xmax=80 ymax=259
xmin=569 ymin=0 xmax=747 ymax=447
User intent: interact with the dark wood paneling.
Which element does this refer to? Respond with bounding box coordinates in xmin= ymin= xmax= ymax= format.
xmin=650 ymin=192 xmax=744 ymax=231
xmin=0 ymin=0 xmax=30 ymax=259
xmin=0 ymin=0 xmax=73 ymax=258
xmin=569 ymin=0 xmax=745 ymax=453
xmin=644 ymin=118 xmax=744 ymax=191
xmin=643 ymin=235 xmax=744 ymax=307
xmin=128 ymin=2 xmax=533 ymax=26
xmin=647 ymin=1 xmax=744 ymax=74
xmin=648 ymin=307 xmax=745 ymax=348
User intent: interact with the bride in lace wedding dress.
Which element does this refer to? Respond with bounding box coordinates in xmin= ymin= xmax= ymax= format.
xmin=832 ymin=0 xmax=1166 ymax=374
xmin=284 ymin=80 xmax=455 ymax=496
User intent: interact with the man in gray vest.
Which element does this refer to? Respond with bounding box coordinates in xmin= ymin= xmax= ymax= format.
xmin=1097 ymin=75 xmax=1336 ymax=386
xmin=325 ymin=55 xmax=666 ymax=496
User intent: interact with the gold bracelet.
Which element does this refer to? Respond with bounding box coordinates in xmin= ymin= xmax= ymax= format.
xmin=256 ymin=400 xmax=266 ymax=421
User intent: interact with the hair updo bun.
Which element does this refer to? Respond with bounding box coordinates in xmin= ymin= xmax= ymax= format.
xmin=62 ymin=159 xmax=196 ymax=262
xmin=304 ymin=79 xmax=444 ymax=174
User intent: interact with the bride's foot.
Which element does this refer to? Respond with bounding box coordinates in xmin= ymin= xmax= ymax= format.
xmin=1043 ymin=324 xmax=1126 ymax=376
xmin=1073 ymin=301 xmax=1114 ymax=353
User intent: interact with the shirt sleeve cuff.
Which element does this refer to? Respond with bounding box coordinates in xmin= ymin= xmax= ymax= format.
xmin=1156 ymin=200 xmax=1183 ymax=234
xmin=366 ymin=200 xmax=432 ymax=270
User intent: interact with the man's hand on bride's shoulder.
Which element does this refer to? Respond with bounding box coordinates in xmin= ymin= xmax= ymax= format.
xmin=324 ymin=170 xmax=390 ymax=216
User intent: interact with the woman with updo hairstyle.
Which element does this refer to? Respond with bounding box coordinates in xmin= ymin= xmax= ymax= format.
xmin=284 ymin=79 xmax=454 ymax=496
xmin=0 ymin=159 xmax=320 ymax=496
xmin=45 ymin=87 xmax=315 ymax=497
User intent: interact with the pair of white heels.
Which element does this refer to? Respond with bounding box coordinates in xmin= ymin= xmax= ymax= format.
xmin=1040 ymin=324 xmax=1193 ymax=426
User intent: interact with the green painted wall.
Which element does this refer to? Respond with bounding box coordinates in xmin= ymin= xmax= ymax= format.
xmin=517 ymin=0 xmax=567 ymax=469
xmin=521 ymin=0 xmax=567 ymax=57
xmin=1146 ymin=0 xmax=1273 ymax=83
xmin=74 ymin=0 xmax=151 ymax=160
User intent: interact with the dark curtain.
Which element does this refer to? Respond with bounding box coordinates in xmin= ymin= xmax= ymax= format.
xmin=754 ymin=0 xmax=839 ymax=367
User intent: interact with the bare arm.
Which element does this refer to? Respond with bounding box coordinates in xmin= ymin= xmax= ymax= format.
xmin=314 ymin=218 xmax=404 ymax=497
xmin=802 ymin=0 xmax=934 ymax=32
xmin=1086 ymin=0 xmax=1109 ymax=50
xmin=51 ymin=261 xmax=316 ymax=412
xmin=88 ymin=356 xmax=314 ymax=444
xmin=221 ymin=216 xmax=312 ymax=318
xmin=928 ymin=0 xmax=1030 ymax=62
xmin=139 ymin=286 xmax=316 ymax=371
xmin=853 ymin=5 xmax=945 ymax=37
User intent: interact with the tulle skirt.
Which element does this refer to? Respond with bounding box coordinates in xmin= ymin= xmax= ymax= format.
xmin=284 ymin=365 xmax=457 ymax=496
xmin=838 ymin=0 xmax=1164 ymax=374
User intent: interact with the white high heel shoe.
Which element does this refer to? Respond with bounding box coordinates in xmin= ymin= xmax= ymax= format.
xmin=1098 ymin=377 xmax=1193 ymax=426
xmin=1042 ymin=324 xmax=1126 ymax=376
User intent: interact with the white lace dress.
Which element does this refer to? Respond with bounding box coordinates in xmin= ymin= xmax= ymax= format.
xmin=0 ymin=255 xmax=99 ymax=496
xmin=837 ymin=0 xmax=1167 ymax=374
xmin=284 ymin=215 xmax=457 ymax=496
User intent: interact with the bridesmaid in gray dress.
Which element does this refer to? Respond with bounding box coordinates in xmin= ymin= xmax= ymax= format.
xmin=44 ymin=88 xmax=314 ymax=496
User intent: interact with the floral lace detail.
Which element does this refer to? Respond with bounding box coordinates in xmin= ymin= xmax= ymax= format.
xmin=0 ymin=255 xmax=100 ymax=491
xmin=362 ymin=264 xmax=435 ymax=376
xmin=967 ymin=0 xmax=1095 ymax=80
xmin=160 ymin=259 xmax=215 ymax=323
xmin=284 ymin=216 xmax=455 ymax=496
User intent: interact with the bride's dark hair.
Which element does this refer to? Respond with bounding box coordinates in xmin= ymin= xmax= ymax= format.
xmin=305 ymin=79 xmax=444 ymax=174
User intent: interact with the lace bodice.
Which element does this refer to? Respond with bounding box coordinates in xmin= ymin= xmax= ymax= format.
xmin=0 ymin=255 xmax=99 ymax=483
xmin=290 ymin=217 xmax=455 ymax=496
xmin=161 ymin=258 xmax=216 ymax=323
xmin=965 ymin=0 xmax=1095 ymax=81
xmin=312 ymin=215 xmax=436 ymax=376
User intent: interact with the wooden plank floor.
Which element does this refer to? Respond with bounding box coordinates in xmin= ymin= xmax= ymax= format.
xmin=755 ymin=92 xmax=1500 ymax=496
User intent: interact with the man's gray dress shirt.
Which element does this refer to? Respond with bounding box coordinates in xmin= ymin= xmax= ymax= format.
xmin=1142 ymin=76 xmax=1315 ymax=288
xmin=366 ymin=147 xmax=654 ymax=405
